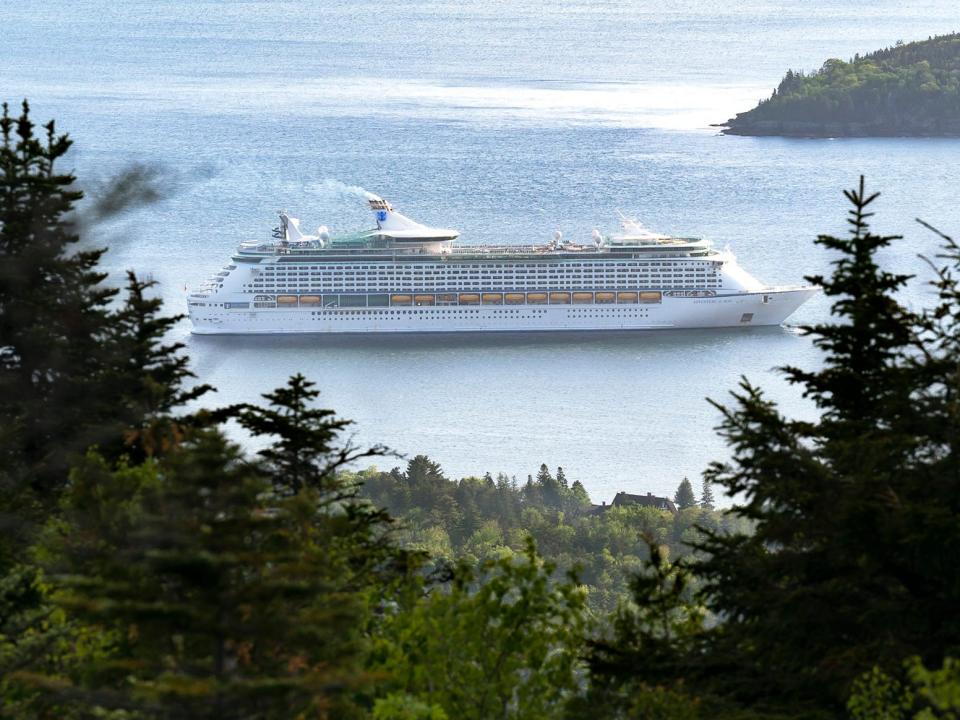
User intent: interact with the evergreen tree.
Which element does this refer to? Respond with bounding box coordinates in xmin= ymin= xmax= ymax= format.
xmin=588 ymin=180 xmax=960 ymax=714
xmin=0 ymin=101 xmax=115 ymax=519
xmin=522 ymin=473 xmax=541 ymax=507
xmin=100 ymin=271 xmax=212 ymax=460
xmin=0 ymin=105 xmax=212 ymax=716
xmin=404 ymin=455 xmax=449 ymax=510
xmin=536 ymin=463 xmax=563 ymax=509
xmin=673 ymin=478 xmax=696 ymax=510
xmin=556 ymin=466 xmax=568 ymax=489
xmin=536 ymin=463 xmax=554 ymax=485
xmin=570 ymin=480 xmax=591 ymax=509
xmin=218 ymin=374 xmax=410 ymax=591
xmin=687 ymin=179 xmax=959 ymax=710
xmin=699 ymin=478 xmax=715 ymax=510
xmin=218 ymin=373 xmax=385 ymax=497
xmin=37 ymin=430 xmax=380 ymax=718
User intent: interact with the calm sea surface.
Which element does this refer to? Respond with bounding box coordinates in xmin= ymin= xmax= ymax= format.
xmin=3 ymin=1 xmax=960 ymax=501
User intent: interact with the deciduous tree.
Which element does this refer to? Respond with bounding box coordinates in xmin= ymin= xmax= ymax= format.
xmin=370 ymin=538 xmax=587 ymax=720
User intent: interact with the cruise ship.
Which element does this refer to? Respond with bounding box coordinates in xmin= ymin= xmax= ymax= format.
xmin=187 ymin=196 xmax=817 ymax=334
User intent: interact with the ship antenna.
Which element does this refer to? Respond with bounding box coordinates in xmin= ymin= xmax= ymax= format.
xmin=272 ymin=211 xmax=287 ymax=241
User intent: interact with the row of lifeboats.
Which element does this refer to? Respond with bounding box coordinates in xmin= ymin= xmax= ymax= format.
xmin=266 ymin=291 xmax=663 ymax=307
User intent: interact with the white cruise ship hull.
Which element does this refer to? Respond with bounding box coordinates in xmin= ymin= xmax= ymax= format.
xmin=189 ymin=286 xmax=816 ymax=335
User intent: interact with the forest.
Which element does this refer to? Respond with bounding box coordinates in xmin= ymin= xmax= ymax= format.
xmin=2 ymin=101 xmax=960 ymax=719
xmin=722 ymin=33 xmax=960 ymax=136
xmin=354 ymin=461 xmax=744 ymax=613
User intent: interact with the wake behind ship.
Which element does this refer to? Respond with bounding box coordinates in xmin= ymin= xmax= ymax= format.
xmin=187 ymin=196 xmax=817 ymax=334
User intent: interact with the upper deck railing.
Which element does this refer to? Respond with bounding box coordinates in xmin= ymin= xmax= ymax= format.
xmin=236 ymin=235 xmax=713 ymax=261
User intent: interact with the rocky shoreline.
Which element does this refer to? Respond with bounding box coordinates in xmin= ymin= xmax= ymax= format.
xmin=718 ymin=115 xmax=960 ymax=138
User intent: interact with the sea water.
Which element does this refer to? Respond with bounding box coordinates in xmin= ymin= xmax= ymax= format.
xmin=3 ymin=0 xmax=959 ymax=501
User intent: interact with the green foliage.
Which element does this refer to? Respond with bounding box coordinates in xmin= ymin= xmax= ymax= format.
xmin=0 ymin=100 xmax=114 ymax=536
xmin=584 ymin=541 xmax=704 ymax=717
xmin=673 ymin=479 xmax=697 ymax=510
xmin=623 ymin=684 xmax=701 ymax=720
xmin=587 ymin=180 xmax=960 ymax=718
xmin=103 ymin=271 xmax=211 ymax=460
xmin=217 ymin=372 xmax=385 ymax=496
xmin=370 ymin=538 xmax=587 ymax=720
xmin=0 ymin=566 xmax=86 ymax=720
xmin=358 ymin=457 xmax=743 ymax=612
xmin=666 ymin=180 xmax=960 ymax=713
xmin=0 ymin=102 xmax=213 ymax=719
xmin=725 ymin=34 xmax=960 ymax=135
xmin=848 ymin=666 xmax=914 ymax=720
xmin=699 ymin=479 xmax=714 ymax=510
xmin=848 ymin=658 xmax=960 ymax=720
xmin=26 ymin=423 xmax=398 ymax=718
xmin=5 ymin=371 xmax=410 ymax=718
xmin=908 ymin=657 xmax=960 ymax=718
xmin=373 ymin=693 xmax=449 ymax=720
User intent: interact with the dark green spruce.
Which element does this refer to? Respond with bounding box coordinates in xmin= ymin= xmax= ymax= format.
xmin=589 ymin=178 xmax=960 ymax=718
xmin=0 ymin=103 xmax=214 ymax=719
xmin=673 ymin=478 xmax=697 ymax=510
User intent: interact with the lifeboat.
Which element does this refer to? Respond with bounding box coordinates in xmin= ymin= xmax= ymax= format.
xmin=617 ymin=292 xmax=638 ymax=303
xmin=437 ymin=293 xmax=458 ymax=304
xmin=482 ymin=293 xmax=503 ymax=305
xmin=527 ymin=292 xmax=548 ymax=304
xmin=572 ymin=292 xmax=593 ymax=304
xmin=414 ymin=294 xmax=435 ymax=306
xmin=391 ymin=294 xmax=413 ymax=305
xmin=640 ymin=291 xmax=662 ymax=303
xmin=504 ymin=293 xmax=525 ymax=305
xmin=299 ymin=295 xmax=321 ymax=306
xmin=595 ymin=292 xmax=615 ymax=304
xmin=459 ymin=293 xmax=480 ymax=305
xmin=549 ymin=292 xmax=571 ymax=304
xmin=276 ymin=295 xmax=298 ymax=305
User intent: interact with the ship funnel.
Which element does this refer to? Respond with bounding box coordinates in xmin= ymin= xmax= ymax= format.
xmin=369 ymin=197 xmax=398 ymax=230
xmin=366 ymin=196 xmax=457 ymax=242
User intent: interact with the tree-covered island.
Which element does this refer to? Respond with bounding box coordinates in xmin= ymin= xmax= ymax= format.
xmin=721 ymin=33 xmax=960 ymax=137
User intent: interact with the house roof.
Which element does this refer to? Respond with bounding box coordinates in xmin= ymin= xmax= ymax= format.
xmin=611 ymin=491 xmax=678 ymax=513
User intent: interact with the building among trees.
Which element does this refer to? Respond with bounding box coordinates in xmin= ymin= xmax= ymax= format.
xmin=609 ymin=491 xmax=678 ymax=514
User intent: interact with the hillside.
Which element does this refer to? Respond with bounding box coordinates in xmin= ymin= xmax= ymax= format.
xmin=350 ymin=457 xmax=746 ymax=613
xmin=722 ymin=33 xmax=960 ymax=136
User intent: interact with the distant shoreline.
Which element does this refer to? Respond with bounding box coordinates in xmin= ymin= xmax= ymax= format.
xmin=718 ymin=120 xmax=960 ymax=138
xmin=718 ymin=33 xmax=960 ymax=139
